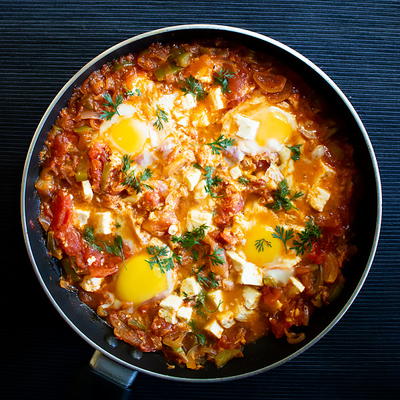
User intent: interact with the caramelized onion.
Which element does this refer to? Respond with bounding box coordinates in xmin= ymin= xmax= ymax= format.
xmin=253 ymin=71 xmax=287 ymax=93
xmin=79 ymin=110 xmax=102 ymax=120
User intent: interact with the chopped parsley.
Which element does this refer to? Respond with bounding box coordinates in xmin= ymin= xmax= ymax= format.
xmin=188 ymin=320 xmax=207 ymax=345
xmin=83 ymin=226 xmax=103 ymax=252
xmin=203 ymin=166 xmax=223 ymax=198
xmin=103 ymin=235 xmax=124 ymax=259
xmin=267 ymin=179 xmax=304 ymax=211
xmin=172 ymin=224 xmax=208 ymax=249
xmin=83 ymin=226 xmax=124 ymax=258
xmin=181 ymin=75 xmax=207 ymax=100
xmin=153 ymin=106 xmax=168 ymax=130
xmin=145 ymin=245 xmax=179 ymax=273
xmin=272 ymin=226 xmax=294 ymax=252
xmin=214 ymin=68 xmax=235 ymax=93
xmin=255 ymin=238 xmax=272 ymax=252
xmin=291 ymin=218 xmax=322 ymax=255
xmin=122 ymin=161 xmax=153 ymax=194
xmin=209 ymin=248 xmax=225 ymax=266
xmin=206 ymin=135 xmax=236 ymax=155
xmin=100 ymin=93 xmax=123 ymax=120
xmin=194 ymin=291 xmax=222 ymax=317
xmin=287 ymin=144 xmax=302 ymax=161
xmin=194 ymin=266 xmax=219 ymax=289
xmin=193 ymin=163 xmax=202 ymax=170
xmin=238 ymin=176 xmax=250 ymax=185
xmin=126 ymin=88 xmax=141 ymax=97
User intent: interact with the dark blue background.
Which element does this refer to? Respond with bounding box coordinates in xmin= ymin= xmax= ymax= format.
xmin=1 ymin=1 xmax=399 ymax=399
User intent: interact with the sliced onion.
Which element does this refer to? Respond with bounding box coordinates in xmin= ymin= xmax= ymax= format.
xmin=135 ymin=150 xmax=156 ymax=167
xmin=311 ymin=145 xmax=327 ymax=159
xmin=79 ymin=110 xmax=102 ymax=120
xmin=253 ymin=72 xmax=287 ymax=93
xmin=299 ymin=124 xmax=318 ymax=139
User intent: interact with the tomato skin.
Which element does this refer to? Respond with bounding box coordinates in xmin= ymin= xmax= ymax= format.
xmin=50 ymin=191 xmax=73 ymax=231
xmin=307 ymin=242 xmax=327 ymax=264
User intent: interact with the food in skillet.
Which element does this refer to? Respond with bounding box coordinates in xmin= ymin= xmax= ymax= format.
xmin=36 ymin=41 xmax=356 ymax=369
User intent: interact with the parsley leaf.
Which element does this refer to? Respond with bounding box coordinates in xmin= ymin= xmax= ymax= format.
xmin=83 ymin=226 xmax=103 ymax=252
xmin=287 ymin=144 xmax=302 ymax=161
xmin=103 ymin=235 xmax=124 ymax=259
xmin=267 ymin=179 xmax=304 ymax=211
xmin=172 ymin=224 xmax=209 ymax=249
xmin=238 ymin=176 xmax=250 ymax=185
xmin=122 ymin=164 xmax=153 ymax=194
xmin=145 ymin=245 xmax=177 ymax=273
xmin=209 ymin=248 xmax=225 ymax=266
xmin=100 ymin=93 xmax=123 ymax=120
xmin=153 ymin=106 xmax=168 ymax=130
xmin=194 ymin=266 xmax=220 ymax=289
xmin=214 ymin=69 xmax=235 ymax=93
xmin=255 ymin=238 xmax=272 ymax=252
xmin=121 ymin=154 xmax=131 ymax=174
xmin=188 ymin=320 xmax=207 ymax=345
xmin=272 ymin=226 xmax=294 ymax=252
xmin=126 ymin=88 xmax=141 ymax=97
xmin=181 ymin=75 xmax=207 ymax=100
xmin=206 ymin=135 xmax=236 ymax=155
xmin=204 ymin=166 xmax=223 ymax=198
xmin=291 ymin=218 xmax=321 ymax=255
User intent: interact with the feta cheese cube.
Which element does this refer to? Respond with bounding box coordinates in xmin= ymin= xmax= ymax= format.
xmin=185 ymin=167 xmax=202 ymax=191
xmin=180 ymin=277 xmax=202 ymax=298
xmin=180 ymin=94 xmax=197 ymax=110
xmin=308 ymin=186 xmax=331 ymax=212
xmin=158 ymin=94 xmax=177 ymax=112
xmin=289 ymin=276 xmax=305 ymax=293
xmin=226 ymin=251 xmax=247 ymax=272
xmin=242 ymin=286 xmax=261 ymax=310
xmin=263 ymin=267 xmax=293 ymax=285
xmin=204 ymin=319 xmax=224 ymax=339
xmin=186 ymin=209 xmax=213 ymax=231
xmin=230 ymin=166 xmax=242 ymax=180
xmin=177 ymin=306 xmax=193 ymax=322
xmin=80 ymin=276 xmax=103 ymax=292
xmin=234 ymin=304 xmax=255 ymax=322
xmin=194 ymin=179 xmax=208 ymax=200
xmin=158 ymin=308 xmax=177 ymax=324
xmin=159 ymin=294 xmax=183 ymax=312
xmin=193 ymin=109 xmax=210 ymax=127
xmin=208 ymin=290 xmax=223 ymax=308
xmin=209 ymin=87 xmax=225 ymax=110
xmin=265 ymin=164 xmax=284 ymax=190
xmin=238 ymin=262 xmax=263 ymax=286
xmin=235 ymin=114 xmax=259 ymax=140
xmin=73 ymin=208 xmax=90 ymax=228
xmin=217 ymin=311 xmax=235 ymax=329
xmin=116 ymin=103 xmax=135 ymax=117
xmin=81 ymin=180 xmax=93 ymax=202
xmin=94 ymin=212 xmax=113 ymax=235
xmin=266 ymin=138 xmax=284 ymax=152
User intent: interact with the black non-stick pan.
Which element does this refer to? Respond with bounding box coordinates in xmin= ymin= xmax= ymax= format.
xmin=21 ymin=24 xmax=381 ymax=393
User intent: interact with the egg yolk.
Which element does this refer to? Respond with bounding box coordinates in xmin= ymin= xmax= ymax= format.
xmin=115 ymin=251 xmax=169 ymax=304
xmin=252 ymin=108 xmax=293 ymax=147
xmin=107 ymin=118 xmax=148 ymax=155
xmin=243 ymin=224 xmax=285 ymax=267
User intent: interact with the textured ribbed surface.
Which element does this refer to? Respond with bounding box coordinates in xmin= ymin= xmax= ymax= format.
xmin=1 ymin=1 xmax=399 ymax=399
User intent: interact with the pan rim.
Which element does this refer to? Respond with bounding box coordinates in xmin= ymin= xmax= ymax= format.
xmin=20 ymin=23 xmax=382 ymax=382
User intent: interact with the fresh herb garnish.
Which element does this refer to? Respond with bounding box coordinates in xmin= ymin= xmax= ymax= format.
xmin=272 ymin=226 xmax=294 ymax=252
xmin=83 ymin=226 xmax=103 ymax=252
xmin=153 ymin=106 xmax=168 ymax=130
xmin=188 ymin=320 xmax=207 ymax=345
xmin=194 ymin=266 xmax=219 ymax=289
xmin=238 ymin=176 xmax=250 ymax=185
xmin=267 ymin=179 xmax=304 ymax=211
xmin=287 ymin=144 xmax=302 ymax=161
xmin=103 ymin=235 xmax=124 ymax=259
xmin=122 ymin=165 xmax=153 ymax=193
xmin=204 ymin=166 xmax=223 ymax=198
xmin=255 ymin=238 xmax=272 ymax=253
xmin=83 ymin=226 xmax=124 ymax=258
xmin=121 ymin=154 xmax=131 ymax=174
xmin=172 ymin=224 xmax=208 ymax=249
xmin=145 ymin=245 xmax=178 ymax=273
xmin=126 ymin=88 xmax=141 ymax=97
xmin=214 ymin=68 xmax=235 ymax=93
xmin=181 ymin=75 xmax=207 ymax=100
xmin=193 ymin=163 xmax=202 ymax=170
xmin=195 ymin=291 xmax=223 ymax=315
xmin=100 ymin=93 xmax=123 ymax=120
xmin=209 ymin=248 xmax=225 ymax=266
xmin=206 ymin=135 xmax=236 ymax=155
xmin=291 ymin=218 xmax=321 ymax=256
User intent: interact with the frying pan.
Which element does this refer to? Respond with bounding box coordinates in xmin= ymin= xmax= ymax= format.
xmin=20 ymin=24 xmax=381 ymax=393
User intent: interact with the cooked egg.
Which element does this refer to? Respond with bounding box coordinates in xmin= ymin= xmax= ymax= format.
xmin=115 ymin=251 xmax=173 ymax=304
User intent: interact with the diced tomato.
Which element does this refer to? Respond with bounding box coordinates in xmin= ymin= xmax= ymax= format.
xmin=307 ymin=242 xmax=327 ymax=264
xmin=51 ymin=191 xmax=73 ymax=230
xmin=88 ymin=142 xmax=109 ymax=191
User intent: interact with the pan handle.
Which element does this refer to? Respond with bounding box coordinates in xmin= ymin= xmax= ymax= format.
xmin=89 ymin=350 xmax=138 ymax=388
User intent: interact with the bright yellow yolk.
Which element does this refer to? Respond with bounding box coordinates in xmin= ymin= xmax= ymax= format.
xmin=115 ymin=251 xmax=169 ymax=304
xmin=252 ymin=108 xmax=293 ymax=147
xmin=243 ymin=224 xmax=285 ymax=266
xmin=107 ymin=118 xmax=148 ymax=155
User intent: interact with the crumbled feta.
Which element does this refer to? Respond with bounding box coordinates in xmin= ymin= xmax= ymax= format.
xmin=177 ymin=306 xmax=193 ymax=322
xmin=242 ymin=286 xmax=261 ymax=310
xmin=185 ymin=167 xmax=202 ymax=191
xmin=204 ymin=319 xmax=224 ymax=339
xmin=230 ymin=166 xmax=242 ymax=180
xmin=186 ymin=208 xmax=213 ymax=231
xmin=73 ymin=208 xmax=90 ymax=228
xmin=116 ymin=103 xmax=135 ymax=117
xmin=266 ymin=138 xmax=284 ymax=153
xmin=159 ymin=294 xmax=183 ymax=312
xmin=193 ymin=109 xmax=210 ymax=127
xmin=81 ymin=180 xmax=93 ymax=202
xmin=94 ymin=212 xmax=113 ymax=235
xmin=158 ymin=308 xmax=177 ymax=324
xmin=209 ymin=87 xmax=225 ymax=110
xmin=308 ymin=186 xmax=331 ymax=212
xmin=80 ymin=276 xmax=103 ymax=292
xmin=208 ymin=290 xmax=223 ymax=308
xmin=265 ymin=164 xmax=284 ymax=190
xmin=180 ymin=277 xmax=202 ymax=298
xmin=238 ymin=262 xmax=263 ymax=286
xmin=234 ymin=305 xmax=255 ymax=322
xmin=217 ymin=311 xmax=236 ymax=329
xmin=87 ymin=256 xmax=97 ymax=266
xmin=158 ymin=94 xmax=177 ymax=112
xmin=168 ymin=224 xmax=178 ymax=235
xmin=263 ymin=267 xmax=294 ymax=285
xmin=226 ymin=251 xmax=248 ymax=272
xmin=180 ymin=94 xmax=197 ymax=110
xmin=289 ymin=276 xmax=305 ymax=293
xmin=235 ymin=114 xmax=259 ymax=140
xmin=193 ymin=179 xmax=208 ymax=200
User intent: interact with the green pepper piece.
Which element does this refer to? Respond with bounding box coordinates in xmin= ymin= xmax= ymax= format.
xmin=154 ymin=63 xmax=182 ymax=81
xmin=47 ymin=231 xmax=63 ymax=260
xmin=101 ymin=161 xmax=112 ymax=190
xmin=73 ymin=125 xmax=92 ymax=134
xmin=175 ymin=52 xmax=191 ymax=67
xmin=215 ymin=349 xmax=242 ymax=368
xmin=75 ymin=157 xmax=89 ymax=182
